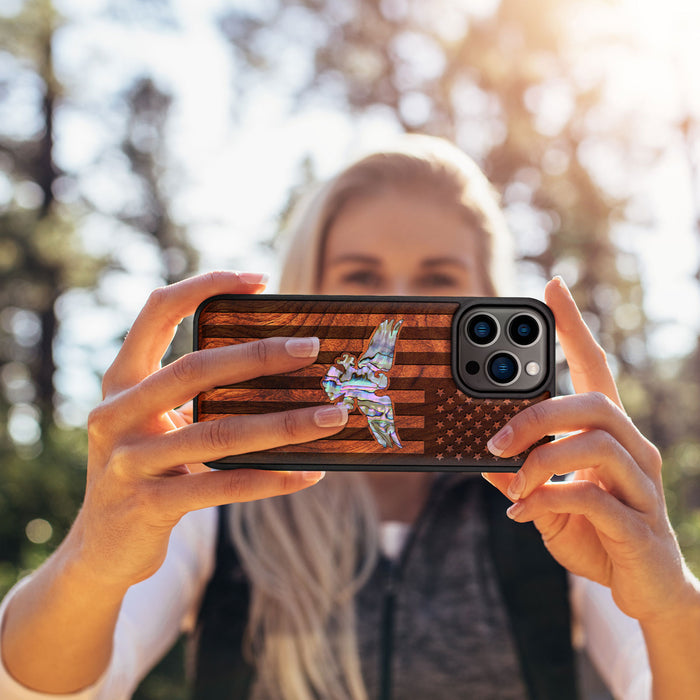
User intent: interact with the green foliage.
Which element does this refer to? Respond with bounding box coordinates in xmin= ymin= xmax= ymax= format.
xmin=665 ymin=441 xmax=700 ymax=577
xmin=0 ymin=2 xmax=197 ymax=697
xmin=0 ymin=421 xmax=87 ymax=599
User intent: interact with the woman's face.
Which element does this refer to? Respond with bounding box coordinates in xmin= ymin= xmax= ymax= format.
xmin=318 ymin=189 xmax=487 ymax=296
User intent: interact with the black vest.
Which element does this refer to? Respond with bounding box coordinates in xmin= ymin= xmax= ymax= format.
xmin=191 ymin=478 xmax=578 ymax=700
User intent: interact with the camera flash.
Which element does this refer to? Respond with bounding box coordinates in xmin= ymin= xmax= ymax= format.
xmin=525 ymin=361 xmax=540 ymax=376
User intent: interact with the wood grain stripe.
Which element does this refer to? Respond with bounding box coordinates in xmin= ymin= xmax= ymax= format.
xmin=203 ymin=388 xmax=425 ymax=403
xmin=194 ymin=346 xmax=452 ymax=365
xmin=220 ymin=373 xmax=448 ymax=389
xmin=200 ymin=325 xmax=451 ymax=340
xmin=269 ymin=364 xmax=453 ymax=379
xmin=198 ymin=415 xmax=425 ymax=429
xmin=200 ymin=401 xmax=434 ymax=415
xmin=198 ymin=337 xmax=451 ymax=352
xmin=200 ymin=315 xmax=453 ymax=328
xmin=263 ymin=440 xmax=424 ymax=454
xmin=201 ymin=301 xmax=459 ymax=316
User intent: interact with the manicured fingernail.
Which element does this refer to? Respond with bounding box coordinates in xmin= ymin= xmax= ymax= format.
xmin=507 ymin=471 xmax=525 ymax=500
xmin=285 ymin=337 xmax=320 ymax=358
xmin=552 ymin=275 xmax=570 ymax=295
xmin=303 ymin=471 xmax=325 ymax=483
xmin=238 ymin=272 xmax=269 ymax=285
xmin=506 ymin=501 xmax=524 ymax=520
xmin=314 ymin=404 xmax=348 ymax=428
xmin=487 ymin=425 xmax=513 ymax=457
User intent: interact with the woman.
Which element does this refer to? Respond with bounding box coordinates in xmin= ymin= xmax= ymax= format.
xmin=1 ymin=136 xmax=699 ymax=700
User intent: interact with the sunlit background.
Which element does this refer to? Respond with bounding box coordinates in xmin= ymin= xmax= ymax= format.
xmin=1 ymin=0 xmax=700 ymax=696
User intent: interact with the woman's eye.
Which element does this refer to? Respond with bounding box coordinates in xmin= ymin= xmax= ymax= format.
xmin=340 ymin=270 xmax=384 ymax=288
xmin=416 ymin=273 xmax=460 ymax=290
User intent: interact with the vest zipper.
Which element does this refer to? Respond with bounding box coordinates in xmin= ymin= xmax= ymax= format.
xmin=377 ymin=477 xmax=449 ymax=700
xmin=379 ymin=559 xmax=398 ymax=700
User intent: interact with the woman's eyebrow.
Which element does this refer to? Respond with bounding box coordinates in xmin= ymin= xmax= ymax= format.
xmin=327 ymin=253 xmax=381 ymax=266
xmin=421 ymin=257 xmax=474 ymax=270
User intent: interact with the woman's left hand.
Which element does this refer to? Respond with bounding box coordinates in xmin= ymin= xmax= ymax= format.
xmin=483 ymin=276 xmax=695 ymax=624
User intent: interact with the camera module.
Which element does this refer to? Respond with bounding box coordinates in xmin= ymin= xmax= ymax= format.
xmin=466 ymin=313 xmax=498 ymax=346
xmin=455 ymin=302 xmax=551 ymax=397
xmin=507 ymin=314 xmax=541 ymax=347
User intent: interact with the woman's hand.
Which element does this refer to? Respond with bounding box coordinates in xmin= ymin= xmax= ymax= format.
xmin=75 ymin=271 xmax=348 ymax=589
xmin=2 ymin=270 xmax=351 ymax=694
xmin=483 ymin=277 xmax=697 ymax=625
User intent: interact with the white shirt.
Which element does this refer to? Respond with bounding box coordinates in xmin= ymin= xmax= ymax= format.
xmin=0 ymin=507 xmax=651 ymax=699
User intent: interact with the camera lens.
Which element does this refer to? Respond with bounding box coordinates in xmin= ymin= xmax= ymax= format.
xmin=508 ymin=314 xmax=540 ymax=347
xmin=487 ymin=352 xmax=519 ymax=385
xmin=466 ymin=313 xmax=498 ymax=345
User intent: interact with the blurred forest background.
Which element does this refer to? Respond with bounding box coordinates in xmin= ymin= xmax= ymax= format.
xmin=1 ymin=0 xmax=700 ymax=697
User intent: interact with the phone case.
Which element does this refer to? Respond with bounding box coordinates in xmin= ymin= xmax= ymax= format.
xmin=194 ymin=295 xmax=555 ymax=472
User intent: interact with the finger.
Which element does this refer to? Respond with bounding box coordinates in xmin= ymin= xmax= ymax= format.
xmin=118 ymin=336 xmax=320 ymax=419
xmin=170 ymin=404 xmax=193 ymax=428
xmin=169 ymin=406 xmax=210 ymax=473
xmin=111 ymin=404 xmax=348 ymax=476
xmin=505 ymin=479 xmax=640 ymax=545
xmin=481 ymin=471 xmax=517 ymax=499
xmin=504 ymin=430 xmax=656 ymax=512
xmin=103 ymin=271 xmax=268 ymax=395
xmin=157 ymin=468 xmax=326 ymax=519
xmin=481 ymin=473 xmax=617 ymax=578
xmin=544 ymin=277 xmax=622 ymax=408
xmin=486 ymin=392 xmax=661 ymax=480
xmin=177 ymin=401 xmax=194 ymax=423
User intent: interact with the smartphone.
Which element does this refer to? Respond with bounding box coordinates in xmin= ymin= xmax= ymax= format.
xmin=193 ymin=295 xmax=555 ymax=472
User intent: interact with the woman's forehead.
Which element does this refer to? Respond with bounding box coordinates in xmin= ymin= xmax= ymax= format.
xmin=323 ymin=191 xmax=478 ymax=261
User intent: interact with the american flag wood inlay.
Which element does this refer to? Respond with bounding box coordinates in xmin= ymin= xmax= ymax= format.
xmin=194 ymin=296 xmax=552 ymax=471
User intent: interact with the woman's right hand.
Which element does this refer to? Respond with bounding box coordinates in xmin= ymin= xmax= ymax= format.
xmin=73 ymin=271 xmax=348 ymax=590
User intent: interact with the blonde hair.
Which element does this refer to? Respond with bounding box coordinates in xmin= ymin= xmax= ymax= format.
xmin=230 ymin=474 xmax=378 ymax=700
xmin=230 ymin=135 xmax=515 ymax=700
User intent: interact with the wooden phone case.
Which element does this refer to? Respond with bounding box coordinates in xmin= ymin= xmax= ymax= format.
xmin=194 ymin=295 xmax=555 ymax=472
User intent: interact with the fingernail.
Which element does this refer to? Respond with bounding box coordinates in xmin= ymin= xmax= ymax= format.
xmin=507 ymin=470 xmax=525 ymax=500
xmin=314 ymin=404 xmax=348 ymax=428
xmin=285 ymin=337 xmax=320 ymax=358
xmin=303 ymin=471 xmax=325 ymax=483
xmin=553 ymin=275 xmax=570 ymax=295
xmin=506 ymin=501 xmax=524 ymax=520
xmin=238 ymin=272 xmax=269 ymax=285
xmin=487 ymin=425 xmax=513 ymax=457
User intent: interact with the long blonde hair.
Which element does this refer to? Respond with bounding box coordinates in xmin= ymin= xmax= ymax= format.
xmin=230 ymin=135 xmax=513 ymax=700
xmin=230 ymin=474 xmax=378 ymax=700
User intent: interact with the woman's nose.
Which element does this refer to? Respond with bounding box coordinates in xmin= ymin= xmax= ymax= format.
xmin=384 ymin=279 xmax=411 ymax=296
